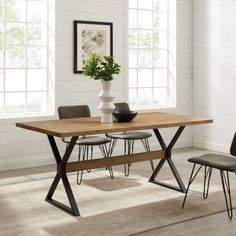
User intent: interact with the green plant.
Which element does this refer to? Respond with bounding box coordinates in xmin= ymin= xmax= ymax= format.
xmin=82 ymin=53 xmax=121 ymax=81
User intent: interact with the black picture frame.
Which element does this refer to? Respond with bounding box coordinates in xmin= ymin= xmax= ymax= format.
xmin=73 ymin=20 xmax=113 ymax=74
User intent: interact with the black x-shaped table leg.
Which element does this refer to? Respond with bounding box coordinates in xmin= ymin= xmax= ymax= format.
xmin=45 ymin=135 xmax=80 ymax=216
xmin=149 ymin=126 xmax=187 ymax=193
xmin=45 ymin=127 xmax=186 ymax=215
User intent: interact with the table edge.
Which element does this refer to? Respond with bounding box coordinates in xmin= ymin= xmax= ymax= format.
xmin=16 ymin=118 xmax=213 ymax=138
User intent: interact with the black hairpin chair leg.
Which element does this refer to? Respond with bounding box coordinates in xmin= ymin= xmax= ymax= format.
xmin=124 ymin=140 xmax=134 ymax=177
xmin=203 ymin=166 xmax=213 ymax=199
xmin=77 ymin=144 xmax=114 ymax=185
xmin=183 ymin=164 xmax=233 ymax=220
xmin=182 ymin=164 xmax=202 ymax=208
xmin=141 ymin=138 xmax=155 ymax=171
xmin=99 ymin=144 xmax=114 ymax=179
xmin=77 ymin=145 xmax=85 ymax=185
xmin=220 ymin=170 xmax=233 ymax=219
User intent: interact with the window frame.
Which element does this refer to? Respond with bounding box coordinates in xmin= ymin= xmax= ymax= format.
xmin=126 ymin=0 xmax=176 ymax=110
xmin=0 ymin=0 xmax=51 ymax=118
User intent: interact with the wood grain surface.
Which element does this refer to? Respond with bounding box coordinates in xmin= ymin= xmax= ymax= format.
xmin=16 ymin=112 xmax=213 ymax=138
xmin=66 ymin=150 xmax=165 ymax=172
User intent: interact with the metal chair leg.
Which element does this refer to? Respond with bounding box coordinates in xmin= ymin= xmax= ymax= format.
xmin=220 ymin=170 xmax=233 ymax=220
xmin=99 ymin=144 xmax=114 ymax=179
xmin=124 ymin=140 xmax=134 ymax=177
xmin=128 ymin=140 xmax=134 ymax=168
xmin=86 ymin=146 xmax=93 ymax=173
xmin=203 ymin=166 xmax=212 ymax=199
xmin=108 ymin=138 xmax=117 ymax=156
xmin=182 ymin=164 xmax=202 ymax=208
xmin=124 ymin=140 xmax=129 ymax=177
xmin=77 ymin=145 xmax=86 ymax=185
xmin=141 ymin=138 xmax=154 ymax=171
xmin=104 ymin=144 xmax=114 ymax=179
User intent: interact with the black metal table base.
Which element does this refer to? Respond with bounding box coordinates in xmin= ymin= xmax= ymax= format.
xmin=149 ymin=127 xmax=187 ymax=193
xmin=45 ymin=135 xmax=80 ymax=216
xmin=44 ymin=126 xmax=187 ymax=216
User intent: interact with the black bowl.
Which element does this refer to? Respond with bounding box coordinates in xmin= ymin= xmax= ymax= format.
xmin=112 ymin=110 xmax=138 ymax=122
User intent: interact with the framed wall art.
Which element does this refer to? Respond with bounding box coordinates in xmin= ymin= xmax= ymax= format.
xmin=74 ymin=20 xmax=113 ymax=73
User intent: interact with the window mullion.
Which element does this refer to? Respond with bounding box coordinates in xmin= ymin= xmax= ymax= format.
xmin=136 ymin=4 xmax=139 ymax=107
xmin=167 ymin=0 xmax=170 ymax=107
xmin=46 ymin=0 xmax=49 ymax=114
xmin=25 ymin=0 xmax=28 ymax=114
xmin=3 ymin=0 xmax=6 ymax=114
xmin=151 ymin=0 xmax=154 ymax=107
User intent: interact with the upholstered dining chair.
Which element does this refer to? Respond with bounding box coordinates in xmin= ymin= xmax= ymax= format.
xmin=58 ymin=105 xmax=114 ymax=185
xmin=106 ymin=102 xmax=154 ymax=176
xmin=182 ymin=132 xmax=236 ymax=219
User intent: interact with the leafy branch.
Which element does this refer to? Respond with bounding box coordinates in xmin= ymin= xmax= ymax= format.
xmin=82 ymin=53 xmax=121 ymax=81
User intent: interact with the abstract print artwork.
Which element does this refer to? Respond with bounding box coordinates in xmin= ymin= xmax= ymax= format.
xmin=74 ymin=21 xmax=113 ymax=73
xmin=81 ymin=29 xmax=106 ymax=65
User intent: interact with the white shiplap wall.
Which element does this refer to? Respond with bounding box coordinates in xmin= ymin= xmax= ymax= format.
xmin=193 ymin=0 xmax=236 ymax=152
xmin=0 ymin=0 xmax=193 ymax=171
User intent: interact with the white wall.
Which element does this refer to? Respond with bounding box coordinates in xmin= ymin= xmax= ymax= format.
xmin=193 ymin=0 xmax=236 ymax=152
xmin=0 ymin=0 xmax=193 ymax=171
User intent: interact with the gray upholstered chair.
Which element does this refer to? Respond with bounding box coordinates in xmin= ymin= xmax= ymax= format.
xmin=58 ymin=105 xmax=114 ymax=184
xmin=182 ymin=132 xmax=236 ymax=219
xmin=106 ymin=102 xmax=154 ymax=176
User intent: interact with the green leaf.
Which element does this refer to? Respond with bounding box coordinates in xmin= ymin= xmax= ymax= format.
xmin=82 ymin=53 xmax=121 ymax=81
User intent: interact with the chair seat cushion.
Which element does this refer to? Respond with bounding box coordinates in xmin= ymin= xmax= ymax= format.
xmin=188 ymin=154 xmax=236 ymax=171
xmin=107 ymin=131 xmax=152 ymax=140
xmin=64 ymin=136 xmax=111 ymax=145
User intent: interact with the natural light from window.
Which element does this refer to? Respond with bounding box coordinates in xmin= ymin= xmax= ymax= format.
xmin=128 ymin=0 xmax=176 ymax=109
xmin=0 ymin=0 xmax=53 ymax=117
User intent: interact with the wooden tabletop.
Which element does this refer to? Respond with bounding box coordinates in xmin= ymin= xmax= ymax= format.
xmin=16 ymin=112 xmax=213 ymax=138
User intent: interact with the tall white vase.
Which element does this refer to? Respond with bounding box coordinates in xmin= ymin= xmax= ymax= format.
xmin=98 ymin=80 xmax=115 ymax=123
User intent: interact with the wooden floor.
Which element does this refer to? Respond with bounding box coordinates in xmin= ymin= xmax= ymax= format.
xmin=134 ymin=205 xmax=236 ymax=236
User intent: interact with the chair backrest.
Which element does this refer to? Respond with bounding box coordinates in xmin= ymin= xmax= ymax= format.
xmin=114 ymin=102 xmax=130 ymax=111
xmin=58 ymin=105 xmax=91 ymax=119
xmin=230 ymin=132 xmax=236 ymax=156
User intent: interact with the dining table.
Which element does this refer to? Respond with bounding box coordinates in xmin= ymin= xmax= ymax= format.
xmin=16 ymin=112 xmax=213 ymax=216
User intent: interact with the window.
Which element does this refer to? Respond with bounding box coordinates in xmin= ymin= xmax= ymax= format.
xmin=128 ymin=0 xmax=176 ymax=108
xmin=0 ymin=0 xmax=51 ymax=117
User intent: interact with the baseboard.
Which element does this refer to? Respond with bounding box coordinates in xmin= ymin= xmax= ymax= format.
xmin=193 ymin=140 xmax=228 ymax=153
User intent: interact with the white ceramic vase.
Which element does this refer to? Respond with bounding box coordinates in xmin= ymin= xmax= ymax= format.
xmin=98 ymin=80 xmax=115 ymax=123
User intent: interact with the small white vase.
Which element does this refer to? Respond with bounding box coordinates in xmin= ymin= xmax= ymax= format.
xmin=98 ymin=80 xmax=115 ymax=123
